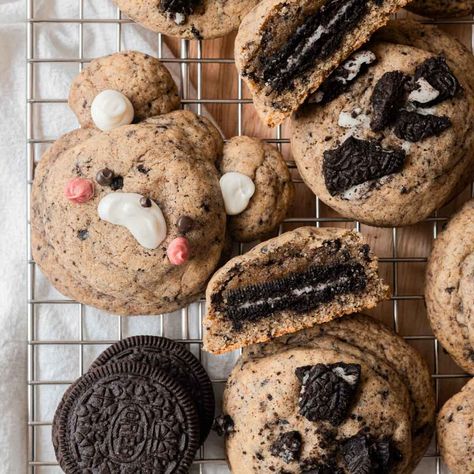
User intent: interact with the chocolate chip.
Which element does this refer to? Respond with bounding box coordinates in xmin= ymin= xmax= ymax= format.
xmin=393 ymin=110 xmax=451 ymax=142
xmin=295 ymin=363 xmax=361 ymax=425
xmin=212 ymin=414 xmax=235 ymax=437
xmin=323 ymin=137 xmax=406 ymax=195
xmin=413 ymin=56 xmax=461 ymax=108
xmin=110 ymin=176 xmax=124 ymax=191
xmin=177 ymin=215 xmax=194 ymax=233
xmin=370 ymin=71 xmax=409 ymax=132
xmin=77 ymin=229 xmax=89 ymax=240
xmin=96 ymin=168 xmax=114 ymax=186
xmin=140 ymin=197 xmax=152 ymax=208
xmin=270 ymin=431 xmax=302 ymax=463
xmin=137 ymin=164 xmax=150 ymax=174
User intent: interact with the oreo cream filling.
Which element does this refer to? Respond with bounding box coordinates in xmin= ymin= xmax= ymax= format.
xmin=216 ymin=260 xmax=368 ymax=329
xmin=254 ymin=0 xmax=371 ymax=92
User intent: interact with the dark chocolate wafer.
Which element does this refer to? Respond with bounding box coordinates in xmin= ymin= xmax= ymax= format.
xmin=54 ymin=361 xmax=200 ymax=473
xmin=90 ymin=335 xmax=215 ymax=443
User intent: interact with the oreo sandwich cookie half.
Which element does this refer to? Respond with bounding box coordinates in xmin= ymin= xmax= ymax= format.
xmin=54 ymin=361 xmax=200 ymax=473
xmin=90 ymin=335 xmax=215 ymax=443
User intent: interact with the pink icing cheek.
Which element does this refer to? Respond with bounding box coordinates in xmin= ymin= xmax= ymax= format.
xmin=64 ymin=178 xmax=94 ymax=204
xmin=167 ymin=237 xmax=190 ymax=266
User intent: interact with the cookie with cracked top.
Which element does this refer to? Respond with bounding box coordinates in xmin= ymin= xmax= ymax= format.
xmin=90 ymin=335 xmax=215 ymax=443
xmin=220 ymin=136 xmax=294 ymax=242
xmin=223 ymin=343 xmax=412 ymax=473
xmin=437 ymin=378 xmax=474 ymax=474
xmin=203 ymin=226 xmax=390 ymax=354
xmin=112 ymin=0 xmax=260 ymax=39
xmin=291 ymin=21 xmax=474 ymax=227
xmin=426 ymin=199 xmax=474 ymax=374
xmin=53 ymin=361 xmax=200 ymax=473
xmin=235 ymin=0 xmax=411 ymax=127
xmin=69 ymin=51 xmax=180 ymax=129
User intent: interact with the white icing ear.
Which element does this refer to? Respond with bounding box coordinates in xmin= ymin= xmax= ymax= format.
xmin=98 ymin=193 xmax=167 ymax=249
xmin=220 ymin=172 xmax=255 ymax=216
xmin=91 ymin=90 xmax=134 ymax=131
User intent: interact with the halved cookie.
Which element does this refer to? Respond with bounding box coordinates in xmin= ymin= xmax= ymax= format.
xmin=235 ymin=0 xmax=411 ymax=126
xmin=203 ymin=227 xmax=390 ymax=353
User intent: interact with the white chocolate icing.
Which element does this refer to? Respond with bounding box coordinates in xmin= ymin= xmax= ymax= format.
xmin=91 ymin=90 xmax=134 ymax=131
xmin=98 ymin=193 xmax=167 ymax=249
xmin=219 ymin=172 xmax=255 ymax=216
xmin=408 ymin=78 xmax=439 ymax=104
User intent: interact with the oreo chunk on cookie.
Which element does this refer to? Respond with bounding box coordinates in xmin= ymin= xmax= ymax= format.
xmin=90 ymin=335 xmax=215 ymax=443
xmin=309 ymin=50 xmax=377 ymax=106
xmin=53 ymin=362 xmax=200 ymax=473
xmin=160 ymin=0 xmax=202 ymax=24
xmin=393 ymin=110 xmax=451 ymax=143
xmin=203 ymin=227 xmax=390 ymax=354
xmin=296 ymin=363 xmax=361 ymax=425
xmin=270 ymin=431 xmax=302 ymax=463
xmin=323 ymin=137 xmax=406 ymax=196
xmin=411 ymin=56 xmax=462 ymax=108
xmin=341 ymin=433 xmax=402 ymax=473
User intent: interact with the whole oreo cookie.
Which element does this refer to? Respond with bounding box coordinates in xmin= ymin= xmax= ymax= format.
xmin=54 ymin=361 xmax=200 ymax=473
xmin=90 ymin=335 xmax=215 ymax=443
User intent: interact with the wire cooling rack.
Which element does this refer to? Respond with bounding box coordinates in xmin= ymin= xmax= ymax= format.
xmin=26 ymin=1 xmax=473 ymax=472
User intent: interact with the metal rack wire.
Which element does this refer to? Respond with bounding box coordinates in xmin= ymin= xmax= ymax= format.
xmin=26 ymin=1 xmax=473 ymax=472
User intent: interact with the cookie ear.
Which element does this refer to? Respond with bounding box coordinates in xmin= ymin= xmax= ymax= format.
xmin=69 ymin=51 xmax=180 ymax=129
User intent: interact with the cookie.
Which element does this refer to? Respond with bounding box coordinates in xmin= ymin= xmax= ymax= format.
xmin=426 ymin=199 xmax=474 ymax=374
xmin=53 ymin=361 xmax=200 ymax=473
xmin=31 ymin=110 xmax=226 ymax=315
xmin=69 ymin=51 xmax=180 ymax=130
xmin=203 ymin=226 xmax=390 ymax=354
xmin=235 ymin=0 xmax=410 ymax=127
xmin=219 ymin=136 xmax=294 ymax=242
xmin=223 ymin=345 xmax=412 ymax=473
xmin=113 ymin=0 xmax=260 ymax=39
xmin=291 ymin=30 xmax=474 ymax=227
xmin=90 ymin=335 xmax=215 ymax=443
xmin=437 ymin=378 xmax=474 ymax=474
xmin=244 ymin=313 xmax=436 ymax=469
xmin=406 ymin=0 xmax=473 ymax=18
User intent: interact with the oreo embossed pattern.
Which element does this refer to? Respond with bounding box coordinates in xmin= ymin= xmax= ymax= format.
xmin=52 ymin=336 xmax=215 ymax=473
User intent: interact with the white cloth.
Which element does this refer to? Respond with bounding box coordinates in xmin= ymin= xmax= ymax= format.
xmin=0 ymin=0 xmax=440 ymax=472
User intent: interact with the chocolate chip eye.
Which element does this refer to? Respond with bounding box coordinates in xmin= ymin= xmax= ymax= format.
xmin=176 ymin=215 xmax=194 ymax=233
xmin=110 ymin=175 xmax=124 ymax=191
xmin=96 ymin=168 xmax=114 ymax=186
xmin=140 ymin=197 xmax=152 ymax=208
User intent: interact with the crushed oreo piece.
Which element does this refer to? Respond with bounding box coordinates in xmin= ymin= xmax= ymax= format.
xmin=160 ymin=0 xmax=201 ymax=16
xmin=341 ymin=434 xmax=402 ymax=474
xmin=300 ymin=459 xmax=344 ymax=474
xmin=218 ymin=262 xmax=367 ymax=330
xmin=257 ymin=0 xmax=369 ymax=92
xmin=295 ymin=363 xmax=361 ymax=425
xmin=212 ymin=414 xmax=235 ymax=437
xmin=412 ymin=56 xmax=461 ymax=108
xmin=393 ymin=110 xmax=451 ymax=142
xmin=77 ymin=229 xmax=89 ymax=240
xmin=323 ymin=136 xmax=405 ymax=195
xmin=370 ymin=71 xmax=409 ymax=131
xmin=270 ymin=431 xmax=302 ymax=463
xmin=311 ymin=50 xmax=377 ymax=105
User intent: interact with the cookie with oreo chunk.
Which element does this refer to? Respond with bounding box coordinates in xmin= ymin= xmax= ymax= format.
xmin=291 ymin=21 xmax=474 ymax=227
xmin=112 ymin=0 xmax=260 ymax=39
xmin=203 ymin=226 xmax=390 ymax=354
xmin=223 ymin=342 xmax=413 ymax=473
xmin=437 ymin=378 xmax=474 ymax=474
